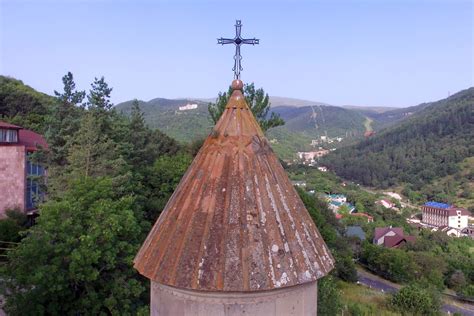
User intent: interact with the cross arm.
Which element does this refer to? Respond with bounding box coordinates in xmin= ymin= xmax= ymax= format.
xmin=241 ymin=38 xmax=259 ymax=45
xmin=217 ymin=38 xmax=235 ymax=45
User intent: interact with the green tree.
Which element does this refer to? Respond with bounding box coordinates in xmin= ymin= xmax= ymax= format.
xmin=144 ymin=153 xmax=192 ymax=220
xmin=391 ymin=284 xmax=441 ymax=315
xmin=448 ymin=270 xmax=466 ymax=291
xmin=317 ymin=275 xmax=342 ymax=315
xmin=208 ymin=83 xmax=284 ymax=131
xmin=0 ymin=209 xmax=28 ymax=245
xmin=127 ymin=99 xmax=150 ymax=168
xmin=87 ymin=76 xmax=113 ymax=112
xmin=4 ymin=178 xmax=146 ymax=315
xmin=46 ymin=72 xmax=85 ymax=166
xmin=67 ymin=112 xmax=128 ymax=180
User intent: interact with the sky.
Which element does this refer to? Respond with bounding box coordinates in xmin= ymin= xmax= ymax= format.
xmin=0 ymin=0 xmax=473 ymax=107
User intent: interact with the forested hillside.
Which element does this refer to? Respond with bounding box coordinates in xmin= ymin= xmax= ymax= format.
xmin=116 ymin=98 xmax=213 ymax=143
xmin=116 ymin=97 xmax=369 ymax=159
xmin=0 ymin=76 xmax=55 ymax=133
xmin=323 ymin=88 xmax=474 ymax=205
xmin=271 ymin=104 xmax=367 ymax=138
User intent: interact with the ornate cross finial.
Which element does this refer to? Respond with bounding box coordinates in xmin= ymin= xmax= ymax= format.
xmin=217 ymin=20 xmax=259 ymax=79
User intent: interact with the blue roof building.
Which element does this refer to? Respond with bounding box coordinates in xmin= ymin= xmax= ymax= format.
xmin=424 ymin=201 xmax=451 ymax=209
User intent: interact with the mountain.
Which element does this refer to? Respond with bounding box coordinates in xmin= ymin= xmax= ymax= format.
xmin=192 ymin=96 xmax=327 ymax=108
xmin=271 ymin=105 xmax=367 ymax=137
xmin=115 ymin=98 xmax=213 ymax=143
xmin=322 ymin=87 xmax=474 ymax=204
xmin=268 ymin=96 xmax=328 ymax=107
xmin=115 ymin=98 xmax=370 ymax=159
xmin=342 ymin=105 xmax=398 ymax=114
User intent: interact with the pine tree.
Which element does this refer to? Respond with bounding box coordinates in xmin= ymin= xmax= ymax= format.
xmin=46 ymin=72 xmax=85 ymax=166
xmin=127 ymin=100 xmax=149 ymax=168
xmin=67 ymin=112 xmax=128 ymax=180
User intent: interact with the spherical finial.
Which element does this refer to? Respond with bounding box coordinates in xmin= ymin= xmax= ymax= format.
xmin=231 ymin=79 xmax=244 ymax=90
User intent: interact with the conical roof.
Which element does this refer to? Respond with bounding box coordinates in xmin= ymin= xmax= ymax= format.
xmin=134 ymin=80 xmax=334 ymax=292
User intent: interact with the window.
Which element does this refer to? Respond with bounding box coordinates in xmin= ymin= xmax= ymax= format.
xmin=0 ymin=129 xmax=18 ymax=143
xmin=26 ymin=158 xmax=45 ymax=210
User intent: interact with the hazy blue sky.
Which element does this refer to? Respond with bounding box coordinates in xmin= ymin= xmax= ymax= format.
xmin=1 ymin=0 xmax=472 ymax=107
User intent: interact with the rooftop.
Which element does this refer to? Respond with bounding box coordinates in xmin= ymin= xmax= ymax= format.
xmin=0 ymin=121 xmax=21 ymax=129
xmin=424 ymin=201 xmax=451 ymax=209
xmin=134 ymin=80 xmax=334 ymax=292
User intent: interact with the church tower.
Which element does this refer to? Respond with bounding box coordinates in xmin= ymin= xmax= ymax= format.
xmin=134 ymin=79 xmax=334 ymax=315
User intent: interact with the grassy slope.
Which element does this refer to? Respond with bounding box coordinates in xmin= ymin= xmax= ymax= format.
xmin=339 ymin=281 xmax=400 ymax=315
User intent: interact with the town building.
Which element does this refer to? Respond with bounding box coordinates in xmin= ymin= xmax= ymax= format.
xmin=434 ymin=226 xmax=463 ymax=237
xmin=421 ymin=202 xmax=470 ymax=229
xmin=0 ymin=121 xmax=48 ymax=218
xmin=297 ymin=149 xmax=329 ymax=164
xmin=327 ymin=194 xmax=346 ymax=204
xmin=134 ymin=80 xmax=334 ymax=315
xmin=461 ymin=226 xmax=474 ymax=239
xmin=326 ymin=194 xmax=356 ymax=215
xmin=373 ymin=227 xmax=415 ymax=248
xmin=178 ymin=103 xmax=198 ymax=111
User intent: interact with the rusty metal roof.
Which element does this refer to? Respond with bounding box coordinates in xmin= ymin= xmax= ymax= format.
xmin=134 ymin=80 xmax=334 ymax=292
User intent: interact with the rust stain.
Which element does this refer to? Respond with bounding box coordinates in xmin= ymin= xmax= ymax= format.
xmin=134 ymin=79 xmax=335 ymax=292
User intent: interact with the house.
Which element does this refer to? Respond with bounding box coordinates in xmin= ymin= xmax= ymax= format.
xmin=438 ymin=226 xmax=463 ymax=237
xmin=328 ymin=200 xmax=343 ymax=212
xmin=0 ymin=121 xmax=48 ymax=217
xmin=376 ymin=199 xmax=395 ymax=209
xmin=461 ymin=226 xmax=474 ymax=239
xmin=421 ymin=201 xmax=470 ymax=229
xmin=327 ymin=194 xmax=346 ymax=203
xmin=346 ymin=226 xmax=366 ymax=241
xmin=317 ymin=166 xmax=327 ymax=172
xmin=350 ymin=212 xmax=374 ymax=223
xmin=326 ymin=194 xmax=356 ymax=215
xmin=373 ymin=227 xmax=415 ymax=248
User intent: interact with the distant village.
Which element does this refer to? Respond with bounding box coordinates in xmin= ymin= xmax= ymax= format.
xmin=292 ymin=177 xmax=474 ymax=244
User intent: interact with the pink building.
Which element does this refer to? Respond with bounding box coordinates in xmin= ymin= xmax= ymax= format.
xmin=421 ymin=202 xmax=470 ymax=229
xmin=0 ymin=121 xmax=48 ymax=218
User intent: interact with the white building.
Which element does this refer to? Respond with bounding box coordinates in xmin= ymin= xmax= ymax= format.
xmin=178 ymin=103 xmax=198 ymax=111
xmin=421 ymin=202 xmax=470 ymax=229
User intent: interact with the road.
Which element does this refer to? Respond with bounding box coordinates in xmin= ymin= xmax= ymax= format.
xmin=357 ymin=269 xmax=474 ymax=316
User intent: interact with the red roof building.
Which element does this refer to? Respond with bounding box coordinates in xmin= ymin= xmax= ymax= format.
xmin=134 ymin=80 xmax=335 ymax=315
xmin=0 ymin=121 xmax=48 ymax=217
xmin=373 ymin=227 xmax=414 ymax=248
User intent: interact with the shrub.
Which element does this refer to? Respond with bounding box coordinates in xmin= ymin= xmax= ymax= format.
xmin=390 ymin=284 xmax=440 ymax=315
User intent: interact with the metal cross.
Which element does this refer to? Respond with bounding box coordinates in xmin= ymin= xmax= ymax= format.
xmin=217 ymin=20 xmax=259 ymax=79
